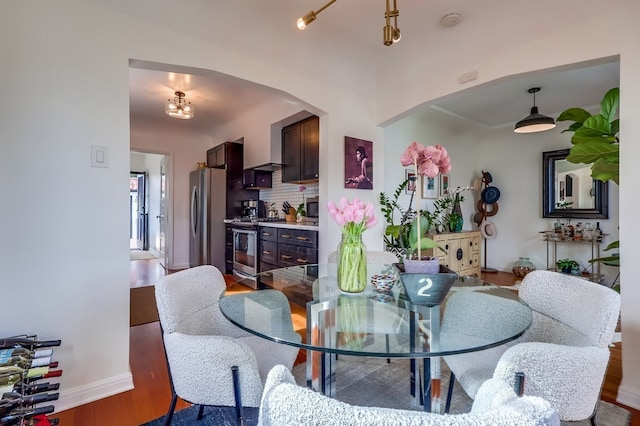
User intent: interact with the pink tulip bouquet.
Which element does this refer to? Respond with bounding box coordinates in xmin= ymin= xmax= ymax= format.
xmin=327 ymin=198 xmax=378 ymax=292
xmin=400 ymin=142 xmax=452 ymax=260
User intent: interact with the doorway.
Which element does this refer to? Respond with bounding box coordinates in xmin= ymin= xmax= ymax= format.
xmin=130 ymin=171 xmax=148 ymax=250
xmin=130 ymin=151 xmax=170 ymax=268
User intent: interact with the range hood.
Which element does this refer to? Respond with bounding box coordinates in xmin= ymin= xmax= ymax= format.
xmin=249 ymin=162 xmax=282 ymax=171
xmin=244 ymin=110 xmax=314 ymax=172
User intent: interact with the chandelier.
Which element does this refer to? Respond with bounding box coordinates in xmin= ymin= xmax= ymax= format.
xmin=297 ymin=0 xmax=401 ymax=46
xmin=165 ymin=91 xmax=194 ymax=120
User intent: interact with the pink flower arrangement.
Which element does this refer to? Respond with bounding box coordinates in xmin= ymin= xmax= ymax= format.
xmin=401 ymin=142 xmax=452 ymax=259
xmin=327 ymin=198 xmax=378 ymax=235
xmin=400 ymin=142 xmax=451 ymax=177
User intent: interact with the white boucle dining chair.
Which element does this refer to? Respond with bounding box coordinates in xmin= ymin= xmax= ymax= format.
xmin=442 ymin=270 xmax=620 ymax=425
xmin=258 ymin=365 xmax=560 ymax=426
xmin=155 ymin=265 xmax=301 ymax=426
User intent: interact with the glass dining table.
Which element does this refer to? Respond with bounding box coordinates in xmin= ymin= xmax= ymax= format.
xmin=218 ymin=263 xmax=532 ymax=413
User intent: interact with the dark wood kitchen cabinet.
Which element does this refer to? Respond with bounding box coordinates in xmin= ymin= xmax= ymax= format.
xmin=225 ymin=225 xmax=234 ymax=274
xmin=282 ymin=116 xmax=319 ymax=183
xmin=277 ymin=228 xmax=318 ymax=267
xmin=243 ymin=169 xmax=272 ymax=189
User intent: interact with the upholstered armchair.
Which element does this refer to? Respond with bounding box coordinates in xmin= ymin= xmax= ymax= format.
xmin=155 ymin=265 xmax=301 ymax=425
xmin=258 ymin=364 xmax=560 ymax=425
xmin=442 ymin=270 xmax=620 ymax=424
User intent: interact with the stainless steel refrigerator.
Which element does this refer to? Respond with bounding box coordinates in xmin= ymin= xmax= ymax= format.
xmin=189 ymin=168 xmax=226 ymax=270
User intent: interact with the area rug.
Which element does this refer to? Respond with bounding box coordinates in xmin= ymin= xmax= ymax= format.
xmin=130 ymin=286 xmax=159 ymax=326
xmin=141 ymin=356 xmax=630 ymax=425
xmin=130 ymin=250 xmax=157 ymax=260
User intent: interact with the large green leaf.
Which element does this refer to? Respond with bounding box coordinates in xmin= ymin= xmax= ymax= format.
xmin=557 ymin=107 xmax=591 ymax=123
xmin=561 ymin=122 xmax=584 ymax=134
xmin=591 ymin=159 xmax=619 ymax=183
xmin=600 ymin=88 xmax=620 ymax=122
xmin=582 ymin=115 xmax=612 ymax=134
xmin=567 ymin=141 xmax=619 ymax=164
xmin=610 ymin=119 xmax=619 ymax=137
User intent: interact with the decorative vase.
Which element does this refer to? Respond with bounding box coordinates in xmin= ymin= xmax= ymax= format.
xmin=337 ymin=232 xmax=367 ymax=293
xmin=512 ymin=257 xmax=536 ymax=278
xmin=450 ymin=200 xmax=463 ymax=232
xmin=403 ymin=257 xmax=440 ymax=274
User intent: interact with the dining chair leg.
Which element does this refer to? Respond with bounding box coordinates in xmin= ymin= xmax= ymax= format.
xmin=444 ymin=371 xmax=455 ymax=414
xmin=163 ymin=392 xmax=177 ymax=426
xmin=231 ymin=366 xmax=245 ymax=426
xmin=196 ymin=405 xmax=205 ymax=420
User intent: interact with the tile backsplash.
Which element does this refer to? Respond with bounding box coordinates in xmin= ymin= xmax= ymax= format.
xmin=259 ymin=170 xmax=319 ymax=217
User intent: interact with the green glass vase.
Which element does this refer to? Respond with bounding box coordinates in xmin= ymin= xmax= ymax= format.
xmin=337 ymin=232 xmax=367 ymax=293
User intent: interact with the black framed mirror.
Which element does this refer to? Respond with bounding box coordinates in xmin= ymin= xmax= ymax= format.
xmin=543 ymin=149 xmax=608 ymax=219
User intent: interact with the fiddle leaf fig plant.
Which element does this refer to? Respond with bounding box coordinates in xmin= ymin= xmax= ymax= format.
xmin=557 ymin=87 xmax=619 ymax=184
xmin=558 ymin=87 xmax=620 ymax=290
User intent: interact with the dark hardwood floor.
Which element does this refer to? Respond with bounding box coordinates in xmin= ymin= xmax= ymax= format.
xmin=54 ymin=260 xmax=639 ymax=425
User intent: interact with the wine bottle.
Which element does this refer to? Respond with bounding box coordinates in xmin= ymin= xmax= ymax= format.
xmin=0 ymin=355 xmax=54 ymax=369
xmin=0 ymin=366 xmax=62 ymax=387
xmin=1 ymin=348 xmax=54 ymax=359
xmin=0 ymin=405 xmax=55 ymax=425
xmin=21 ymin=415 xmax=59 ymax=426
xmin=6 ymin=382 xmax=60 ymax=396
xmin=0 ymin=338 xmax=61 ymax=350
xmin=0 ymin=392 xmax=59 ymax=416
xmin=0 ymin=367 xmax=24 ymax=388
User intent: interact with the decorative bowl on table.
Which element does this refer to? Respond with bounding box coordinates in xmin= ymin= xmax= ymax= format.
xmin=370 ymin=274 xmax=398 ymax=293
xmin=396 ymin=265 xmax=459 ymax=306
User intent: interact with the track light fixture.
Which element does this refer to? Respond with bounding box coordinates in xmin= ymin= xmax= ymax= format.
xmin=297 ymin=0 xmax=401 ymax=46
xmin=297 ymin=0 xmax=337 ymax=30
xmin=383 ymin=0 xmax=401 ymax=46
xmin=165 ymin=91 xmax=194 ymax=120
xmin=514 ymin=87 xmax=556 ymax=134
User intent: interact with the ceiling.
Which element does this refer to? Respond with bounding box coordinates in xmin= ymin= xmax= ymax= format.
xmin=124 ymin=0 xmax=623 ymax=134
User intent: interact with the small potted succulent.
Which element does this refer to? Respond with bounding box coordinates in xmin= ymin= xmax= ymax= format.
xmin=556 ymin=258 xmax=580 ymax=274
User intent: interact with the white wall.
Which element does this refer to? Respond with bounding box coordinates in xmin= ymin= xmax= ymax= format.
xmin=2 ymin=0 xmax=639 ymax=413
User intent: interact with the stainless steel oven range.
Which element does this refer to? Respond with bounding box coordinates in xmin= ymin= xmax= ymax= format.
xmin=232 ymin=223 xmax=258 ymax=288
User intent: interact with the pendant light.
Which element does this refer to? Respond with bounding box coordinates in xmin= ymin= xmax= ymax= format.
xmin=165 ymin=91 xmax=194 ymax=120
xmin=514 ymin=87 xmax=556 ymax=133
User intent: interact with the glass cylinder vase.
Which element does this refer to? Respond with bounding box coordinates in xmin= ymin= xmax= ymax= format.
xmin=337 ymin=232 xmax=367 ymax=293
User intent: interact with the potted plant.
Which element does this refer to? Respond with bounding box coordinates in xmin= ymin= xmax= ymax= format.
xmin=556 ymin=258 xmax=580 ymax=274
xmin=379 ymin=178 xmax=441 ymax=264
xmin=558 ymin=87 xmax=620 ymax=290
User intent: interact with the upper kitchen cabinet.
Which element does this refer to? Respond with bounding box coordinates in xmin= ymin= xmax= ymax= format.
xmin=243 ymin=169 xmax=272 ymax=189
xmin=282 ymin=116 xmax=319 ymax=183
xmin=207 ymin=142 xmax=227 ymax=168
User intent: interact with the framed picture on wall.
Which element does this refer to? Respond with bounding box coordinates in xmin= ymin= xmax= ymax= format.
xmin=344 ymin=136 xmax=373 ymax=189
xmin=439 ymin=174 xmax=450 ymax=196
xmin=405 ymin=170 xmax=416 ymax=194
xmin=422 ymin=176 xmax=438 ymax=199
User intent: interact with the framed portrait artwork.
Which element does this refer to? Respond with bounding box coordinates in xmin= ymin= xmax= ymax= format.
xmin=439 ymin=174 xmax=450 ymax=196
xmin=344 ymin=136 xmax=373 ymax=189
xmin=405 ymin=170 xmax=416 ymax=194
xmin=422 ymin=176 xmax=438 ymax=199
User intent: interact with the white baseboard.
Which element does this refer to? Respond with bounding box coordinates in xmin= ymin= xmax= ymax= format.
xmin=617 ymin=384 xmax=640 ymax=411
xmin=54 ymin=372 xmax=134 ymax=413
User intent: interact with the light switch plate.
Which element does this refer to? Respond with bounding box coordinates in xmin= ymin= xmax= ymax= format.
xmin=91 ymin=145 xmax=109 ymax=168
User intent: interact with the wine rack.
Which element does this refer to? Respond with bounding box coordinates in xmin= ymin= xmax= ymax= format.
xmin=0 ymin=335 xmax=62 ymax=425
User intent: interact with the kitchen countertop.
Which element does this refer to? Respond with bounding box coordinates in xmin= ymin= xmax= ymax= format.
xmin=223 ymin=219 xmax=319 ymax=231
